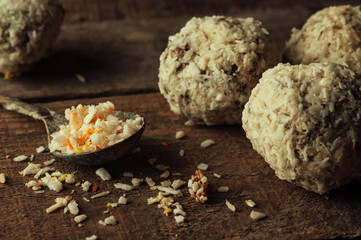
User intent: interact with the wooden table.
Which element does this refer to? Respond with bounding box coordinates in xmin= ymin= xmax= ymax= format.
xmin=1 ymin=1 xmax=361 ymax=239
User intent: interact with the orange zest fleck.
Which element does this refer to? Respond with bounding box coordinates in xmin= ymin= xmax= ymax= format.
xmin=66 ymin=138 xmax=74 ymax=149
xmin=297 ymin=66 xmax=300 ymax=70
xmin=92 ymin=184 xmax=98 ymax=192
xmin=353 ymin=141 xmax=356 ymax=150
xmin=96 ymin=146 xmax=101 ymax=150
xmin=162 ymin=142 xmax=168 ymax=147
xmin=65 ymin=196 xmax=73 ymax=201
xmin=4 ymin=72 xmax=13 ymax=80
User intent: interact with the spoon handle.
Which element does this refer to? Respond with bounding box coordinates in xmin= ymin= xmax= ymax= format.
xmin=0 ymin=95 xmax=56 ymax=120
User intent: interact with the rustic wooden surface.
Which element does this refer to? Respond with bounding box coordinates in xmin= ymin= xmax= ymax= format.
xmin=1 ymin=0 xmax=361 ymax=239
xmin=1 ymin=0 xmax=359 ymax=101
xmin=1 ymin=93 xmax=361 ymax=240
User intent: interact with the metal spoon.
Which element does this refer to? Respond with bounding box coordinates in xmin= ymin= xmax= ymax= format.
xmin=0 ymin=95 xmax=145 ymax=165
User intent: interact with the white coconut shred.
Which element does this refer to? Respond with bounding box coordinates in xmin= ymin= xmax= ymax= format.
xmin=48 ymin=101 xmax=143 ymax=154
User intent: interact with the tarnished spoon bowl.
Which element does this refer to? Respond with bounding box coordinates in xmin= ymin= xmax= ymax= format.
xmin=0 ymin=95 xmax=145 ymax=165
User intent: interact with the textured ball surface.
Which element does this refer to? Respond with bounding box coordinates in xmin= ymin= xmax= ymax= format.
xmin=0 ymin=0 xmax=64 ymax=74
xmin=283 ymin=5 xmax=361 ymax=75
xmin=242 ymin=62 xmax=361 ymax=194
xmin=159 ymin=16 xmax=278 ymax=125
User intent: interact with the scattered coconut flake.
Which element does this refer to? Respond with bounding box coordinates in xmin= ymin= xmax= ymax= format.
xmin=29 ymin=155 xmax=34 ymax=161
xmin=41 ymin=173 xmax=63 ymax=192
xmin=64 ymin=206 xmax=69 ymax=214
xmin=173 ymin=208 xmax=187 ymax=216
xmin=131 ymin=178 xmax=143 ymax=187
xmin=160 ymin=170 xmax=170 ymax=179
xmin=103 ymin=210 xmax=109 ymax=214
xmin=83 ymin=197 xmax=90 ymax=202
xmin=99 ymin=216 xmax=117 ymax=226
xmin=174 ymin=215 xmax=185 ymax=223
xmin=86 ymin=235 xmax=97 ymax=240
xmin=145 ymin=177 xmax=156 ymax=187
xmin=81 ymin=181 xmax=92 ymax=191
xmin=217 ymin=186 xmax=229 ymax=193
xmin=197 ymin=163 xmax=209 ymax=171
xmin=25 ymin=180 xmax=45 ymax=188
xmin=155 ymin=164 xmax=170 ymax=171
xmin=74 ymin=214 xmax=87 ymax=223
xmin=184 ymin=119 xmax=195 ymax=126
xmin=213 ymin=173 xmax=222 ymax=178
xmin=95 ymin=167 xmax=112 ymax=181
xmin=43 ymin=159 xmax=56 ymax=166
xmin=158 ymin=186 xmax=183 ymax=197
xmin=161 ymin=181 xmax=171 ymax=187
xmin=175 ymin=131 xmax=185 ymax=139
xmin=171 ymin=179 xmax=185 ymax=190
xmin=250 ymin=210 xmax=266 ymax=220
xmin=107 ymin=202 xmax=118 ymax=208
xmin=0 ymin=173 xmax=5 ymax=183
xmin=123 ymin=172 xmax=134 ymax=177
xmin=245 ymin=200 xmax=256 ymax=208
xmin=65 ymin=173 xmax=77 ymax=184
xmin=36 ymin=146 xmax=46 ymax=153
xmin=32 ymin=185 xmax=42 ymax=191
xmin=46 ymin=197 xmax=68 ymax=213
xmin=200 ymin=139 xmax=215 ymax=148
xmin=118 ymin=196 xmax=127 ymax=205
xmin=114 ymin=183 xmax=134 ymax=191
xmin=188 ymin=170 xmax=208 ymax=203
xmin=34 ymin=167 xmax=55 ymax=179
xmin=51 ymin=171 xmax=62 ymax=177
xmin=68 ymin=200 xmax=79 ymax=215
xmin=147 ymin=192 xmax=165 ymax=205
xmin=75 ymin=182 xmax=80 ymax=187
xmin=22 ymin=163 xmax=41 ymax=176
xmin=76 ymin=73 xmax=86 ymax=83
xmin=91 ymin=191 xmax=110 ymax=199
xmin=34 ymin=190 xmax=45 ymax=194
xmin=13 ymin=155 xmax=28 ymax=162
xmin=179 ymin=149 xmax=185 ymax=157
xmin=225 ymin=199 xmax=236 ymax=212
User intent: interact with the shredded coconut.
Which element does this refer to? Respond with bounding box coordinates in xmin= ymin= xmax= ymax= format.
xmin=114 ymin=183 xmax=134 ymax=191
xmin=81 ymin=181 xmax=91 ymax=191
xmin=225 ymin=199 xmax=236 ymax=212
xmin=46 ymin=197 xmax=68 ymax=213
xmin=200 ymin=140 xmax=215 ymax=148
xmin=43 ymin=159 xmax=56 ymax=166
xmin=0 ymin=173 xmax=5 ymax=183
xmin=145 ymin=177 xmax=156 ymax=187
xmin=74 ymin=214 xmax=87 ymax=223
xmin=36 ymin=146 xmax=46 ymax=153
xmin=118 ymin=195 xmax=127 ymax=205
xmin=13 ymin=155 xmax=27 ymax=162
xmin=245 ymin=200 xmax=256 ymax=208
xmin=95 ymin=167 xmax=112 ymax=181
xmin=197 ymin=163 xmax=209 ymax=170
xmin=175 ymin=131 xmax=185 ymax=139
xmin=250 ymin=210 xmax=266 ymax=220
xmin=99 ymin=216 xmax=117 ymax=226
xmin=49 ymin=101 xmax=144 ymax=154
xmin=160 ymin=170 xmax=170 ymax=179
xmin=91 ymin=191 xmax=110 ymax=199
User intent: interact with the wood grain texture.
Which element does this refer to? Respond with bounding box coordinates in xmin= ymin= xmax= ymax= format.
xmin=58 ymin=0 xmax=361 ymax=22
xmin=0 ymin=93 xmax=360 ymax=240
xmin=1 ymin=9 xmax=310 ymax=101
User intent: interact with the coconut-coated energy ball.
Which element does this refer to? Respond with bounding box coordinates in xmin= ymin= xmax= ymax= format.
xmin=0 ymin=0 xmax=64 ymax=75
xmin=283 ymin=5 xmax=361 ymax=75
xmin=158 ymin=16 xmax=278 ymax=126
xmin=242 ymin=62 xmax=361 ymax=194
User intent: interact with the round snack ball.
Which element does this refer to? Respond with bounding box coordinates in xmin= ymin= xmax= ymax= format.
xmin=158 ymin=16 xmax=278 ymax=126
xmin=0 ymin=0 xmax=64 ymax=75
xmin=242 ymin=62 xmax=361 ymax=194
xmin=283 ymin=5 xmax=361 ymax=75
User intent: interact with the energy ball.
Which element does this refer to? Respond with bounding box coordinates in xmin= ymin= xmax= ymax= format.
xmin=158 ymin=16 xmax=278 ymax=126
xmin=283 ymin=5 xmax=361 ymax=75
xmin=242 ymin=62 xmax=361 ymax=194
xmin=0 ymin=0 xmax=64 ymax=75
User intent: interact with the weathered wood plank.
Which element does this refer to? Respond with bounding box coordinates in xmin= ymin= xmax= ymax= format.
xmin=0 ymin=93 xmax=360 ymax=240
xmin=0 ymin=8 xmax=310 ymax=101
xmin=58 ymin=0 xmax=361 ymax=22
